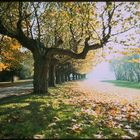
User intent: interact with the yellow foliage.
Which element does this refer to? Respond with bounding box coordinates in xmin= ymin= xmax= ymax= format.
xmin=0 ymin=37 xmax=22 ymax=71
xmin=11 ymin=44 xmax=20 ymax=50
xmin=136 ymin=11 xmax=140 ymax=17
xmin=137 ymin=48 xmax=140 ymax=54
xmin=128 ymin=58 xmax=140 ymax=63
xmin=125 ymin=48 xmax=140 ymax=55
xmin=109 ymin=60 xmax=112 ymax=63
xmin=76 ymin=8 xmax=81 ymax=13
xmin=10 ymin=39 xmax=21 ymax=50
xmin=50 ymin=12 xmax=56 ymax=17
xmin=0 ymin=63 xmax=8 ymax=71
xmin=133 ymin=48 xmax=140 ymax=54
xmin=101 ymin=53 xmax=106 ymax=58
xmin=121 ymin=51 xmax=128 ymax=55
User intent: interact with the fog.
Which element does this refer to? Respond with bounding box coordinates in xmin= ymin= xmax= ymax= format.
xmin=87 ymin=62 xmax=115 ymax=81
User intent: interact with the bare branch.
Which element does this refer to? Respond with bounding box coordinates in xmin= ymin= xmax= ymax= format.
xmin=47 ymin=37 xmax=103 ymax=59
xmin=69 ymin=23 xmax=76 ymax=41
xmin=101 ymin=2 xmax=116 ymax=45
xmin=0 ymin=34 xmax=4 ymax=42
xmin=29 ymin=20 xmax=34 ymax=39
xmin=89 ymin=22 xmax=102 ymax=42
xmin=115 ymin=2 xmax=124 ymax=9
xmin=100 ymin=3 xmax=107 ymax=39
xmin=79 ymin=22 xmax=84 ymax=39
xmin=32 ymin=3 xmax=41 ymax=42
xmin=111 ymin=25 xmax=137 ymax=37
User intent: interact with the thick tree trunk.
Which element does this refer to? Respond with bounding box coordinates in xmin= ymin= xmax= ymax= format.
xmin=33 ymin=56 xmax=50 ymax=94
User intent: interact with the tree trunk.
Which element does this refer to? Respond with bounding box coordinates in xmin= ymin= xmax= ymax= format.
xmin=83 ymin=74 xmax=86 ymax=79
xmin=11 ymin=75 xmax=14 ymax=83
xmin=64 ymin=73 xmax=67 ymax=82
xmin=33 ymin=56 xmax=50 ymax=94
xmin=72 ymin=73 xmax=75 ymax=80
xmin=11 ymin=71 xmax=15 ymax=83
xmin=61 ymin=72 xmax=65 ymax=83
xmin=49 ymin=63 xmax=56 ymax=87
xmin=68 ymin=73 xmax=71 ymax=81
xmin=79 ymin=74 xmax=82 ymax=79
xmin=76 ymin=74 xmax=78 ymax=80
xmin=78 ymin=74 xmax=80 ymax=80
xmin=56 ymin=70 xmax=61 ymax=84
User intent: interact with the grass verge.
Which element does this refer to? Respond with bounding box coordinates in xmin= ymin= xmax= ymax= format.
xmin=101 ymin=80 xmax=140 ymax=89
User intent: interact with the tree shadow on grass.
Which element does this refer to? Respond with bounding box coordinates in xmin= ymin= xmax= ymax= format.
xmin=101 ymin=80 xmax=140 ymax=90
xmin=0 ymin=93 xmax=58 ymax=139
xmin=0 ymin=89 xmax=82 ymax=139
xmin=0 ymin=84 xmax=140 ymax=139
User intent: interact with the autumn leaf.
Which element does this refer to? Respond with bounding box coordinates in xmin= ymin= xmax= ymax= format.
xmin=69 ymin=123 xmax=82 ymax=133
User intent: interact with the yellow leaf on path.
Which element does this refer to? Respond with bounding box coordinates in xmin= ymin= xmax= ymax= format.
xmin=95 ymin=106 xmax=101 ymax=115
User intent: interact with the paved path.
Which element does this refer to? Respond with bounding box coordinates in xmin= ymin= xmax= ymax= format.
xmin=78 ymin=80 xmax=140 ymax=106
xmin=0 ymin=82 xmax=33 ymax=99
xmin=0 ymin=80 xmax=140 ymax=106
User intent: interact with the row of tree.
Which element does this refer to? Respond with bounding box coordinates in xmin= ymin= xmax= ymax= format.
xmin=0 ymin=53 xmax=87 ymax=84
xmin=0 ymin=36 xmax=91 ymax=83
xmin=49 ymin=60 xmax=87 ymax=87
xmin=111 ymin=54 xmax=140 ymax=82
xmin=0 ymin=2 xmax=139 ymax=94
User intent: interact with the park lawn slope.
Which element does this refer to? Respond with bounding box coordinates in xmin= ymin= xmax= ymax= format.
xmin=0 ymin=82 xmax=140 ymax=139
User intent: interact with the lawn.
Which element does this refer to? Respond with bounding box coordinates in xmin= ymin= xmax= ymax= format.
xmin=102 ymin=80 xmax=140 ymax=89
xmin=0 ymin=82 xmax=140 ymax=139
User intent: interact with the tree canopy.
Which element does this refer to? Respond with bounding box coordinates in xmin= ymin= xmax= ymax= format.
xmin=0 ymin=2 xmax=139 ymax=94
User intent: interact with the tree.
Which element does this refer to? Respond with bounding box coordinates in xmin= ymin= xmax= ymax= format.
xmin=0 ymin=2 xmax=139 ymax=94
xmin=0 ymin=36 xmax=25 ymax=82
xmin=111 ymin=54 xmax=140 ymax=82
xmin=0 ymin=36 xmax=22 ymax=71
xmin=20 ymin=51 xmax=34 ymax=79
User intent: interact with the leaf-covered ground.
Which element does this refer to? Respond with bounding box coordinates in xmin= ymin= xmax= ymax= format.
xmin=0 ymin=81 xmax=140 ymax=139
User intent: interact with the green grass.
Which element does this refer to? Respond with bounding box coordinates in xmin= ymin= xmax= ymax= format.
xmin=101 ymin=80 xmax=140 ymax=89
xmin=0 ymin=83 xmax=139 ymax=139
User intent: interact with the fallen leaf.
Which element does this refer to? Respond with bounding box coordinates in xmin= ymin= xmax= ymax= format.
xmin=48 ymin=122 xmax=56 ymax=127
